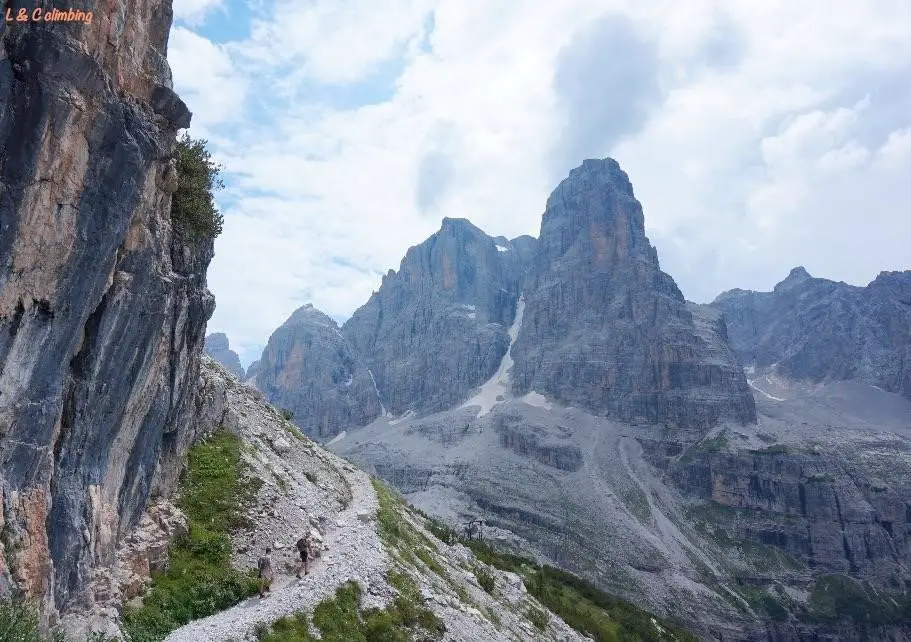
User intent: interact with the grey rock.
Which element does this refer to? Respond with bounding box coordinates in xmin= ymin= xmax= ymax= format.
xmin=342 ymin=218 xmax=535 ymax=416
xmin=712 ymin=267 xmax=911 ymax=400
xmin=150 ymin=85 xmax=192 ymax=130
xmin=204 ymin=332 xmax=245 ymax=379
xmin=252 ymin=304 xmax=382 ymax=439
xmin=510 ymin=158 xmax=756 ymax=428
xmin=0 ymin=6 xmax=212 ymax=615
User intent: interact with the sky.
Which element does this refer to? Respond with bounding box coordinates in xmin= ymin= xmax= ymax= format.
xmin=169 ymin=0 xmax=911 ymax=368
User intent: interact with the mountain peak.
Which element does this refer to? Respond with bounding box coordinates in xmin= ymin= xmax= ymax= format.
xmin=286 ymin=303 xmax=337 ymax=328
xmin=204 ymin=333 xmax=245 ymax=379
xmin=547 ymin=158 xmax=635 ymax=209
xmin=774 ymin=266 xmax=813 ymax=292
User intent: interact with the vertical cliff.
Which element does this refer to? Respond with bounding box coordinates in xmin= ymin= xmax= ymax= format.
xmin=510 ymin=158 xmax=756 ymax=428
xmin=343 ymin=218 xmax=534 ymax=415
xmin=0 ymin=0 xmax=213 ymax=617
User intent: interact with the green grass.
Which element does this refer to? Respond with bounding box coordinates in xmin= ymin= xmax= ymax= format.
xmin=373 ymin=478 xmax=696 ymax=641
xmin=256 ymin=578 xmax=444 ymax=642
xmin=123 ymin=430 xmax=262 ymax=641
xmin=679 ymin=429 xmax=729 ymax=464
xmin=525 ymin=603 xmax=550 ymax=631
xmin=461 ymin=539 xmax=696 ymax=642
xmin=807 ymin=574 xmax=911 ymax=626
xmin=735 ymin=584 xmax=789 ymax=622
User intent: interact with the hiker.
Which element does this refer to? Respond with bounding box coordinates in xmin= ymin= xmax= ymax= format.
xmin=295 ymin=532 xmax=314 ymax=578
xmin=257 ymin=547 xmax=274 ymax=598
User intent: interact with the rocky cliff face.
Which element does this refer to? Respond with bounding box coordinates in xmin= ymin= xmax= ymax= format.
xmin=713 ymin=267 xmax=911 ymax=400
xmin=204 ymin=333 xmax=244 ymax=379
xmin=250 ymin=304 xmax=383 ymax=439
xmin=0 ymin=1 xmax=211 ymax=617
xmin=510 ymin=158 xmax=756 ymax=428
xmin=342 ymin=218 xmax=535 ymax=415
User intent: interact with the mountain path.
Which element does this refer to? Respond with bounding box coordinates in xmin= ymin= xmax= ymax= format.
xmin=163 ymin=467 xmax=390 ymax=642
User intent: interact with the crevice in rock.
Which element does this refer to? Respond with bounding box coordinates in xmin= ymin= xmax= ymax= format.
xmin=32 ymin=298 xmax=53 ymax=320
xmin=47 ymin=286 xmax=112 ymax=607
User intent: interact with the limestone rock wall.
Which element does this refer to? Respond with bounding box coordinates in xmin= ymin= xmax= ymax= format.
xmin=0 ymin=0 xmax=213 ymax=616
xmin=713 ymin=267 xmax=911 ymax=400
xmin=251 ymin=304 xmax=383 ymax=439
xmin=343 ymin=218 xmax=534 ymax=416
xmin=510 ymin=159 xmax=756 ymax=428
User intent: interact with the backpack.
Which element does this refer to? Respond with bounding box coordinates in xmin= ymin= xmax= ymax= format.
xmin=257 ymin=555 xmax=270 ymax=573
xmin=296 ymin=537 xmax=307 ymax=553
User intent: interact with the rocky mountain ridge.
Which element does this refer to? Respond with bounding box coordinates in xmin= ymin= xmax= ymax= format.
xmin=249 ymin=159 xmax=756 ymax=438
xmin=712 ymin=266 xmax=911 ymax=400
xmin=248 ymin=304 xmax=384 ymax=439
xmin=204 ymin=332 xmax=244 ymax=379
xmin=341 ymin=217 xmax=535 ymax=420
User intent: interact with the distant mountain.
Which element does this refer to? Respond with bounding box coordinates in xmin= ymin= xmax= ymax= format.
xmin=204 ymin=333 xmax=245 ymax=379
xmin=249 ymin=304 xmax=383 ymax=439
xmin=341 ymin=218 xmax=535 ymax=415
xmin=713 ymin=267 xmax=911 ymax=399
xmin=510 ymin=158 xmax=755 ymax=428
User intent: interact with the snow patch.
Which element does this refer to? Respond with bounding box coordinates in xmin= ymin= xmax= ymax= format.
xmin=367 ymin=369 xmax=388 ymax=417
xmin=389 ymin=410 xmax=415 ymax=426
xmin=325 ymin=430 xmax=346 ymax=446
xmin=460 ymin=297 xmax=525 ymax=417
xmin=519 ymin=391 xmax=552 ymax=409
xmin=748 ymin=379 xmax=786 ymax=402
xmin=495 ymin=245 xmax=509 ymax=253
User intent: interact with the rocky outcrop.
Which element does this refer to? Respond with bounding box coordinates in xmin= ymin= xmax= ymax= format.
xmin=713 ymin=267 xmax=911 ymax=400
xmin=510 ymin=158 xmax=756 ymax=428
xmin=204 ymin=333 xmax=244 ymax=379
xmin=342 ymin=218 xmax=535 ymax=416
xmin=0 ymin=1 xmax=213 ymax=618
xmin=251 ymin=304 xmax=383 ymax=439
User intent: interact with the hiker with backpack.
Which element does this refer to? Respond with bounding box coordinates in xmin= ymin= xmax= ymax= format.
xmin=257 ymin=547 xmax=274 ymax=598
xmin=295 ymin=532 xmax=314 ymax=578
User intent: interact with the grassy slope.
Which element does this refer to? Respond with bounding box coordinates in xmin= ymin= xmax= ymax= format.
xmin=380 ymin=478 xmax=697 ymax=642
xmin=122 ymin=430 xmax=262 ymax=641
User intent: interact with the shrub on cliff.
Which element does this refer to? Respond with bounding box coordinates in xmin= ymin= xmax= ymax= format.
xmin=0 ymin=600 xmax=64 ymax=641
xmin=171 ymin=134 xmax=225 ymax=239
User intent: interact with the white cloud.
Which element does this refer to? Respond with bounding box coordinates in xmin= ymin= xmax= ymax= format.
xmin=173 ymin=0 xmax=224 ymax=25
xmin=875 ymin=127 xmax=911 ymax=169
xmin=168 ymin=0 xmax=911 ymax=366
xmin=168 ymin=27 xmax=249 ymax=131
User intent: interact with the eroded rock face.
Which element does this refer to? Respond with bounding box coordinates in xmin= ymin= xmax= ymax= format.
xmin=249 ymin=305 xmax=382 ymax=439
xmin=0 ymin=1 xmax=212 ymax=616
xmin=204 ymin=332 xmax=244 ymax=380
xmin=342 ymin=218 xmax=535 ymax=415
xmin=510 ymin=158 xmax=756 ymax=428
xmin=713 ymin=267 xmax=911 ymax=400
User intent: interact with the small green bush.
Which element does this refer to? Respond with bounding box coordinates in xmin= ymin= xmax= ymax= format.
xmin=0 ymin=600 xmax=65 ymax=641
xmin=171 ymin=134 xmax=225 ymax=239
xmin=256 ymin=578 xmax=443 ymax=642
xmin=525 ymin=604 xmax=550 ymax=631
xmin=474 ymin=567 xmax=495 ymax=594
